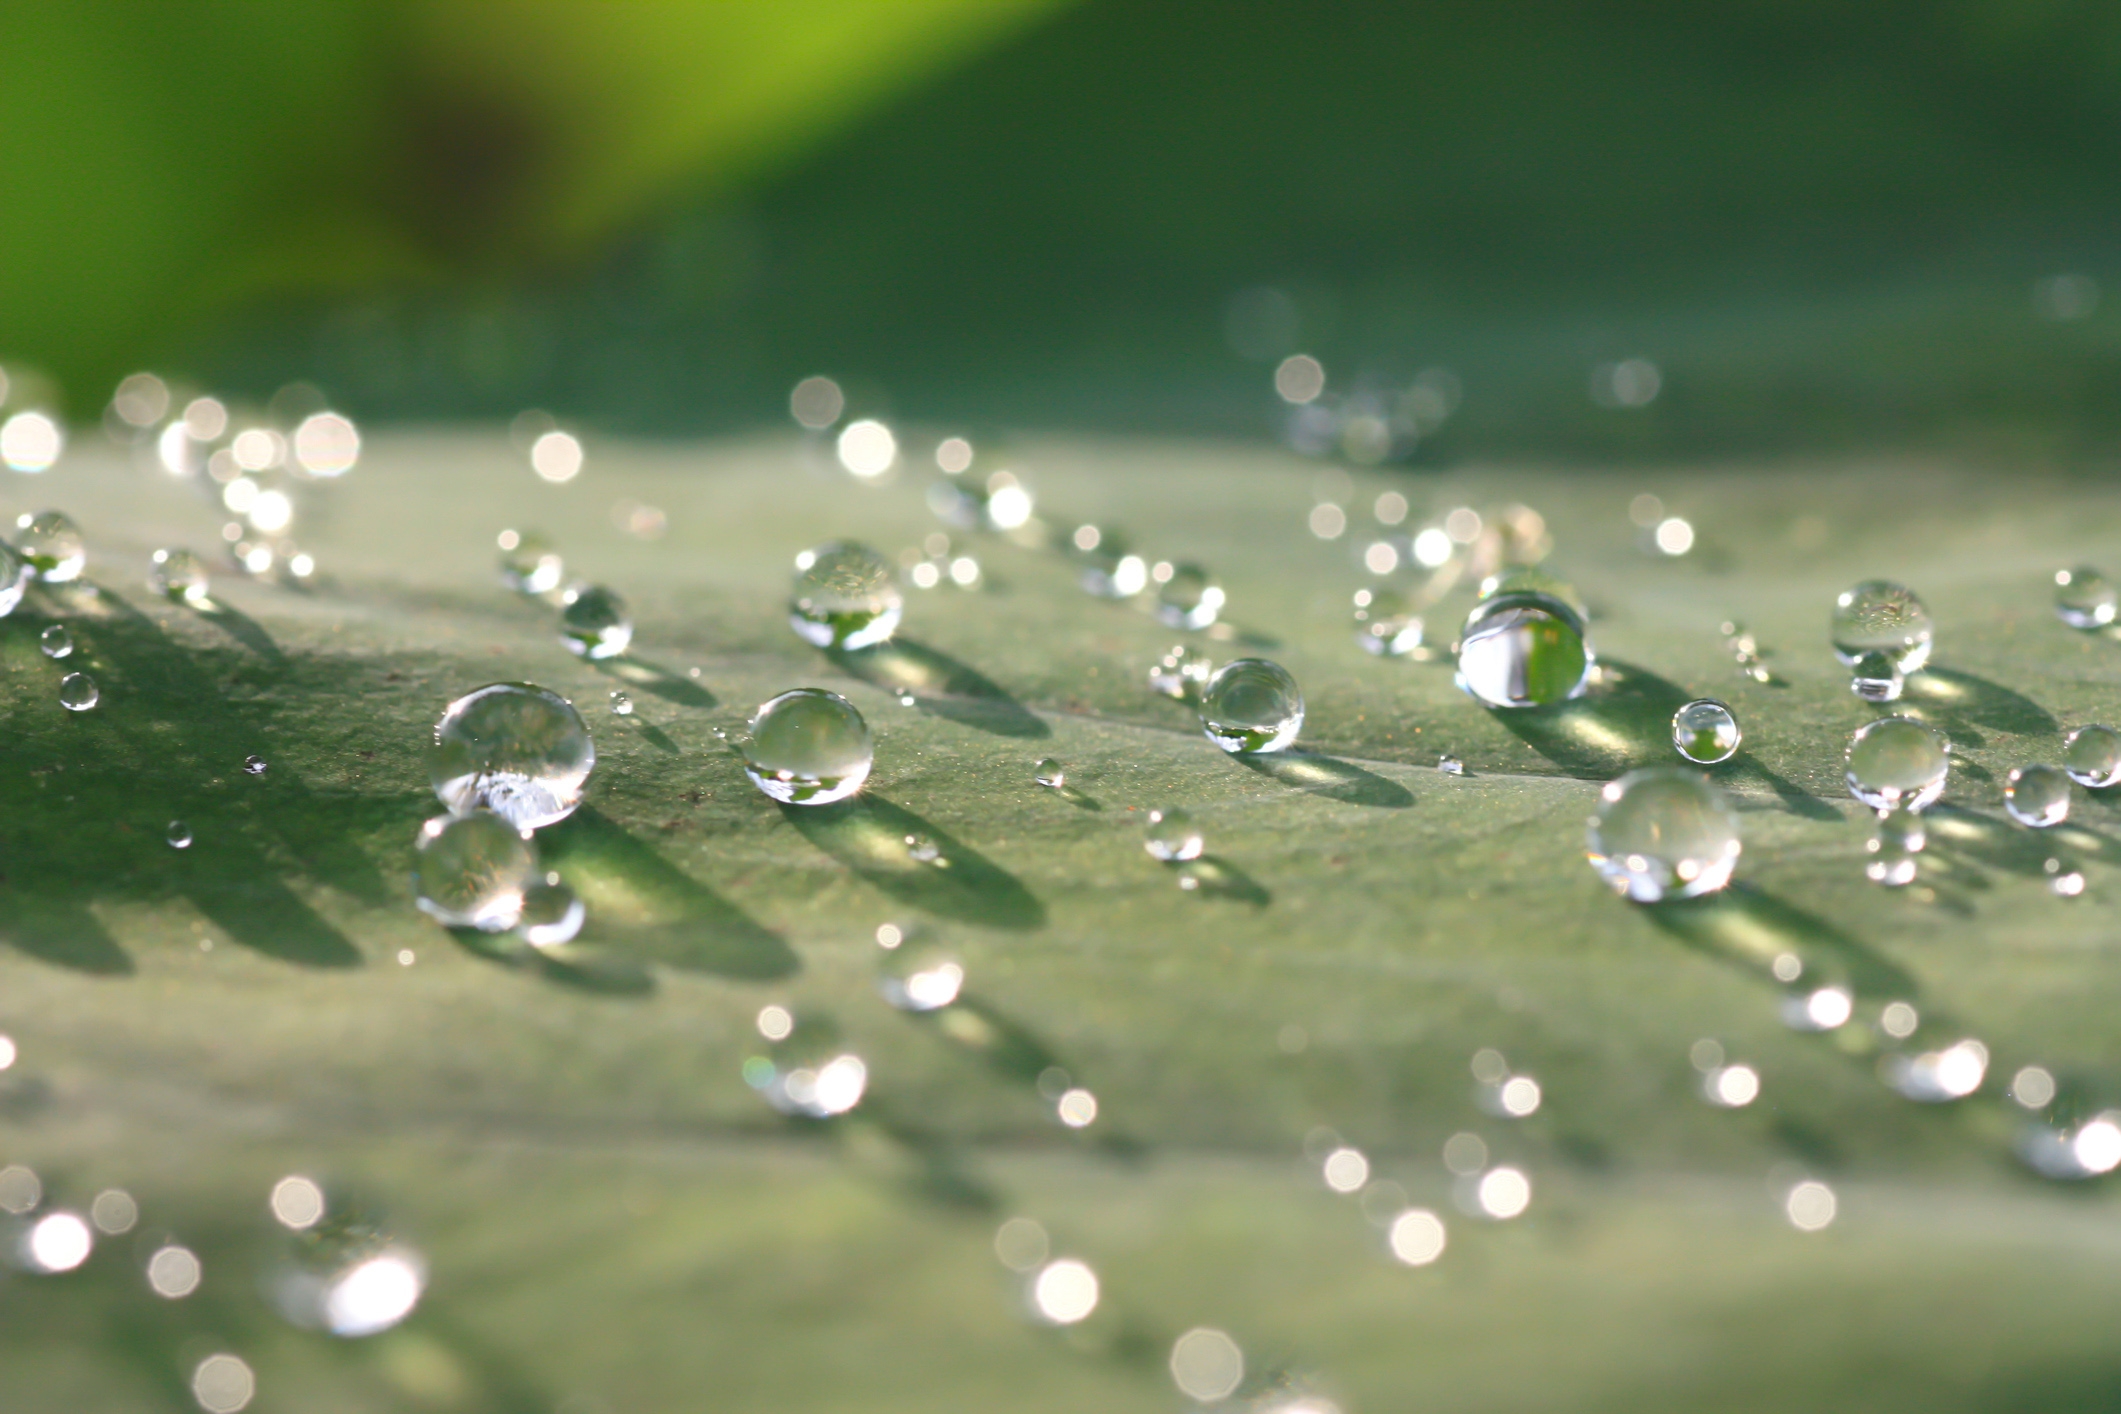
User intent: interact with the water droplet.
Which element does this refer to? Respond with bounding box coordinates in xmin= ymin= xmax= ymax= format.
xmin=414 ymin=812 xmax=537 ymax=930
xmin=1864 ymin=807 xmax=1925 ymax=886
xmin=1886 ymin=1038 xmax=1988 ymax=1102
xmin=1785 ymin=1180 xmax=1836 ymax=1231
xmin=58 ymin=671 xmax=98 ymax=711
xmin=745 ymin=1011 xmax=867 ymax=1117
xmin=741 ymin=688 xmax=873 ymax=805
xmin=167 ymin=820 xmax=192 ymax=849
xmin=1438 ymin=754 xmax=1465 ymax=775
xmin=1671 ymin=698 xmax=1740 ymax=763
xmin=1587 ymin=767 xmax=1741 ymax=901
xmin=2021 ymin=1113 xmax=2121 ymax=1180
xmin=608 ymin=690 xmax=632 ymax=716
xmin=192 ymin=1354 xmax=254 ymax=1413
xmin=37 ymin=624 xmax=71 ymax=659
xmin=789 ymin=541 xmax=902 ymax=649
xmin=2063 ymin=724 xmax=2121 ymax=788
xmin=1455 ymin=573 xmax=1593 ymax=708
xmin=1033 ymin=757 xmax=1065 ymax=788
xmin=1847 ymin=649 xmax=1906 ymax=703
xmin=1148 ymin=644 xmax=1212 ymax=700
xmin=1069 ymin=526 xmax=1146 ymax=597
xmin=14 ymin=511 xmax=84 ymax=583
xmin=1030 ymin=1257 xmax=1099 ymax=1324
xmin=558 ymin=583 xmax=632 ymax=659
xmin=517 ymin=878 xmax=585 ymax=948
xmin=1153 ymin=563 xmax=1224 ymax=630
xmin=147 ymin=1243 xmax=203 ymax=1299
xmin=1389 ymin=1207 xmax=1448 ymax=1265
xmin=0 ymin=544 xmax=25 ymax=618
xmin=1704 ymin=1064 xmax=1760 ymax=1107
xmin=1170 ymin=1328 xmax=1245 ymax=1403
xmin=1352 ymin=586 xmax=1424 ymax=656
xmin=2054 ymin=567 xmax=2117 ymax=629
xmin=147 ymin=547 xmax=210 ymax=605
xmin=497 ymin=530 xmax=564 ymax=595
xmin=1831 ymin=580 xmax=1932 ymax=673
xmin=429 ymin=683 xmax=595 ymax=830
xmin=904 ymin=832 xmax=943 ymax=864
xmin=1144 ymin=807 xmax=1205 ymax=862
xmin=2005 ymin=763 xmax=2071 ymax=828
xmin=877 ymin=938 xmax=964 ymax=1011
xmin=1844 ymin=716 xmax=1950 ymax=812
xmin=1198 ymin=657 xmax=1304 ymax=754
xmin=243 ymin=754 xmax=267 ymax=776
xmin=265 ymin=1183 xmax=426 ymax=1338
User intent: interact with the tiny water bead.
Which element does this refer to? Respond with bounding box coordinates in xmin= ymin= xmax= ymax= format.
xmin=2054 ymin=567 xmax=2118 ymax=629
xmin=558 ymin=583 xmax=633 ymax=659
xmin=1671 ymin=698 xmax=1740 ymax=764
xmin=1455 ymin=574 xmax=1593 ymax=709
xmin=167 ymin=820 xmax=193 ymax=850
xmin=429 ymin=683 xmax=595 ymax=831
xmin=147 ymin=548 xmax=210 ymax=605
xmin=1033 ymin=757 xmax=1065 ymax=788
xmin=1144 ymin=808 xmax=1205 ymax=862
xmin=789 ymin=541 xmax=902 ymax=649
xmin=1847 ymin=649 xmax=1905 ymax=703
xmin=15 ymin=511 xmax=84 ymax=583
xmin=609 ymin=690 xmax=633 ymax=716
xmin=1351 ymin=585 xmax=1423 ymax=656
xmin=1587 ymin=767 xmax=1741 ymax=902
xmin=1198 ymin=657 xmax=1304 ymax=754
xmin=2005 ymin=764 xmax=2071 ymax=828
xmin=38 ymin=624 xmax=71 ymax=659
xmin=1845 ymin=717 xmax=1950 ymax=812
xmin=741 ymin=688 xmax=873 ymax=805
xmin=1831 ymin=579 xmax=1932 ymax=673
xmin=2063 ymin=725 xmax=2121 ymax=788
xmin=1865 ymin=808 xmax=1925 ymax=887
xmin=243 ymin=755 xmax=267 ymax=775
xmin=497 ymin=530 xmax=564 ymax=596
xmin=517 ymin=878 xmax=585 ymax=948
xmin=413 ymin=812 xmax=539 ymax=931
xmin=1153 ymin=563 xmax=1224 ymax=630
xmin=57 ymin=672 xmax=98 ymax=711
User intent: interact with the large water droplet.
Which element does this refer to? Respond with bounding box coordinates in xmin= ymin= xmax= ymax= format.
xmin=1671 ymin=698 xmax=1740 ymax=763
xmin=428 ymin=683 xmax=595 ymax=830
xmin=0 ymin=544 xmax=25 ymax=618
xmin=57 ymin=672 xmax=97 ymax=711
xmin=746 ymin=1010 xmax=867 ymax=1117
xmin=1352 ymin=586 xmax=1424 ymax=656
xmin=1847 ymin=649 xmax=1905 ymax=703
xmin=517 ymin=878 xmax=585 ymax=947
xmin=148 ymin=548 xmax=210 ymax=605
xmin=1198 ymin=657 xmax=1303 ymax=753
xmin=741 ymin=688 xmax=873 ymax=805
xmin=38 ymin=625 xmax=71 ymax=659
xmin=1587 ymin=767 xmax=1741 ymax=901
xmin=15 ymin=512 xmax=84 ymax=583
xmin=413 ymin=812 xmax=539 ymax=930
xmin=1865 ymin=807 xmax=1924 ymax=886
xmin=558 ymin=583 xmax=632 ymax=659
xmin=2005 ymin=764 xmax=2071 ymax=827
xmin=1844 ymin=716 xmax=1949 ymax=811
xmin=789 ymin=541 xmax=902 ymax=649
xmin=1153 ymin=563 xmax=1224 ymax=630
xmin=2054 ymin=567 xmax=2117 ymax=629
xmin=497 ymin=530 xmax=564 ymax=596
xmin=1455 ymin=574 xmax=1593 ymax=708
xmin=1144 ymin=807 xmax=1204 ymax=862
xmin=1831 ymin=580 xmax=1932 ymax=673
xmin=2063 ymin=724 xmax=2121 ymax=788
xmin=1033 ymin=757 xmax=1065 ymax=788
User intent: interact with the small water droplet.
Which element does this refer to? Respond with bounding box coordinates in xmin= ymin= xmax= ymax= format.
xmin=558 ymin=583 xmax=632 ymax=659
xmin=2005 ymin=763 xmax=2071 ymax=828
xmin=1148 ymin=644 xmax=1212 ymax=700
xmin=1198 ymin=657 xmax=1303 ymax=754
xmin=741 ymin=689 xmax=873 ymax=805
xmin=147 ymin=548 xmax=210 ymax=605
xmin=38 ymin=624 xmax=71 ymax=659
xmin=609 ymin=690 xmax=633 ymax=716
xmin=243 ymin=754 xmax=267 ymax=776
xmin=15 ymin=511 xmax=84 ymax=583
xmin=1033 ymin=757 xmax=1065 ymax=788
xmin=1145 ymin=807 xmax=1205 ymax=862
xmin=904 ymin=833 xmax=943 ymax=864
xmin=1847 ymin=649 xmax=1905 ymax=702
xmin=1885 ymin=1038 xmax=1988 ymax=1102
xmin=1352 ymin=585 xmax=1424 ymax=656
xmin=1438 ymin=754 xmax=1465 ymax=775
xmin=2054 ymin=567 xmax=2118 ymax=629
xmin=1153 ymin=563 xmax=1224 ymax=630
xmin=166 ymin=820 xmax=192 ymax=849
xmin=745 ymin=1011 xmax=867 ymax=1117
xmin=517 ymin=878 xmax=585 ymax=947
xmin=497 ymin=530 xmax=564 ymax=595
xmin=414 ymin=811 xmax=538 ymax=930
xmin=1845 ymin=716 xmax=1949 ymax=812
xmin=1671 ymin=698 xmax=1741 ymax=763
xmin=1455 ymin=573 xmax=1593 ymax=708
xmin=2062 ymin=724 xmax=2121 ymax=788
xmin=2053 ymin=868 xmax=2087 ymax=897
xmin=1865 ymin=807 xmax=1925 ymax=886
xmin=1587 ymin=767 xmax=1741 ymax=901
xmin=57 ymin=671 xmax=97 ymax=711
xmin=1832 ymin=580 xmax=1932 ymax=673
xmin=877 ymin=938 xmax=964 ymax=1011
xmin=789 ymin=541 xmax=902 ymax=649
xmin=429 ymin=683 xmax=595 ymax=830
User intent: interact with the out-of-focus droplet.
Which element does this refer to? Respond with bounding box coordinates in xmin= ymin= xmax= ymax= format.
xmin=1031 ymin=1257 xmax=1098 ymax=1324
xmin=608 ymin=690 xmax=633 ymax=716
xmin=746 ymin=1011 xmax=867 ymax=1117
xmin=2005 ymin=764 xmax=2071 ymax=827
xmin=413 ymin=812 xmax=538 ymax=931
xmin=1704 ymin=1064 xmax=1760 ymax=1107
xmin=558 ymin=583 xmax=633 ymax=659
xmin=790 ymin=376 xmax=845 ymax=430
xmin=1388 ymin=1208 xmax=1447 ymax=1266
xmin=1352 ymin=585 xmax=1423 ymax=656
xmin=1145 ymin=808 xmax=1205 ymax=862
xmin=148 ymin=548 xmax=211 ymax=605
xmin=836 ymin=419 xmax=896 ymax=479
xmin=2063 ymin=724 xmax=2121 ymax=788
xmin=1170 ymin=1327 xmax=1245 ymax=1402
xmin=191 ymin=1353 xmax=254 ymax=1413
xmin=292 ymin=411 xmax=360 ymax=477
xmin=16 ymin=511 xmax=84 ymax=582
xmin=89 ymin=1189 xmax=136 ymax=1234
xmin=497 ymin=529 xmax=563 ymax=596
xmin=2054 ymin=567 xmax=2117 ymax=629
xmin=58 ymin=672 xmax=98 ymax=711
xmin=1033 ymin=757 xmax=1065 ymax=788
xmin=1848 ymin=649 xmax=1905 ymax=703
xmin=1783 ymin=986 xmax=1853 ymax=1032
xmin=1587 ymin=768 xmax=1740 ymax=901
xmin=1198 ymin=658 xmax=1304 ymax=754
xmin=903 ymin=832 xmax=943 ymax=864
xmin=1456 ymin=573 xmax=1593 ymax=708
xmin=38 ymin=624 xmax=71 ymax=659
xmin=878 ymin=937 xmax=963 ymax=1011
xmin=741 ymin=689 xmax=873 ymax=805
xmin=1864 ymin=807 xmax=1924 ymax=886
xmin=530 ymin=430 xmax=583 ymax=483
xmin=1785 ymin=1180 xmax=1836 ymax=1231
xmin=1845 ymin=717 xmax=1949 ymax=812
xmin=0 ymin=412 xmax=64 ymax=473
xmin=1154 ymin=563 xmax=1224 ymax=630
xmin=789 ymin=541 xmax=902 ymax=649
xmin=1438 ymin=754 xmax=1464 ymax=775
xmin=1887 ymin=1038 xmax=1988 ymax=1102
xmin=19 ymin=1211 xmax=92 ymax=1273
xmin=1149 ymin=644 xmax=1213 ymax=700
xmin=1671 ymin=698 xmax=1740 ymax=763
xmin=517 ymin=878 xmax=585 ymax=948
xmin=1474 ymin=1166 xmax=1531 ymax=1219
xmin=167 ymin=820 xmax=193 ymax=849
xmin=994 ymin=1217 xmax=1049 ymax=1271
xmin=428 ymin=683 xmax=594 ymax=831
xmin=1055 ymin=1088 xmax=1097 ymax=1127
xmin=1831 ymin=580 xmax=1932 ymax=673
xmin=148 ymin=1244 xmax=203 ymax=1298
xmin=2010 ymin=1065 xmax=2057 ymax=1109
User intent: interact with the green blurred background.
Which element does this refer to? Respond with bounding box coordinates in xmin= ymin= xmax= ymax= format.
xmin=8 ymin=0 xmax=2121 ymax=457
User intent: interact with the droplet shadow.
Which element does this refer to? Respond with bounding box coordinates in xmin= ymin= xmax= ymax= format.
xmin=1232 ymin=751 xmax=1413 ymax=808
xmin=1644 ymin=882 xmax=1916 ymax=1000
xmin=826 ymin=638 xmax=1049 ymax=739
xmin=1175 ymin=855 xmax=1272 ymax=905
xmin=1906 ymin=668 xmax=2058 ymax=738
xmin=779 ymin=796 xmax=1045 ymax=929
xmin=593 ymin=655 xmax=716 ymax=710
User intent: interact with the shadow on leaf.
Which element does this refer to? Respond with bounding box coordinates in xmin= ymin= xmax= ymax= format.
xmin=1645 ymin=882 xmax=1916 ymax=1000
xmin=826 ymin=638 xmax=1049 ymax=738
xmin=780 ymin=796 xmax=1045 ymax=928
xmin=1234 ymin=751 xmax=1412 ymax=808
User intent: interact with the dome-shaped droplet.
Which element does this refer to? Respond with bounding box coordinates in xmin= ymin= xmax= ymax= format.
xmin=1845 ymin=716 xmax=1950 ymax=812
xmin=498 ymin=530 xmax=564 ymax=596
xmin=789 ymin=541 xmax=902 ymax=650
xmin=2054 ymin=567 xmax=2117 ymax=630
xmin=1671 ymin=698 xmax=1740 ymax=764
xmin=57 ymin=672 xmax=98 ymax=711
xmin=558 ymin=584 xmax=632 ymax=659
xmin=38 ymin=625 xmax=71 ymax=659
xmin=517 ymin=878 xmax=585 ymax=947
xmin=1198 ymin=658 xmax=1304 ymax=754
xmin=148 ymin=548 xmax=210 ymax=606
xmin=1587 ymin=767 xmax=1741 ymax=901
xmin=0 ymin=544 xmax=26 ymax=618
xmin=1153 ymin=564 xmax=1224 ymax=630
xmin=428 ymin=683 xmax=595 ymax=831
xmin=2005 ymin=764 xmax=2071 ymax=828
xmin=877 ymin=938 xmax=965 ymax=1012
xmin=1033 ymin=757 xmax=1065 ymax=788
xmin=413 ymin=812 xmax=539 ymax=931
xmin=2064 ymin=725 xmax=2121 ymax=789
xmin=1848 ymin=649 xmax=1905 ymax=703
xmin=608 ymin=690 xmax=632 ymax=716
xmin=746 ymin=1010 xmax=867 ymax=1117
xmin=243 ymin=754 xmax=267 ymax=776
xmin=1352 ymin=586 xmax=1423 ymax=656
xmin=167 ymin=820 xmax=193 ymax=850
xmin=740 ymin=689 xmax=873 ymax=805
xmin=1144 ymin=807 xmax=1204 ymax=862
xmin=1831 ymin=580 xmax=1932 ymax=673
xmin=15 ymin=512 xmax=84 ymax=583
xmin=1865 ymin=807 xmax=1924 ymax=886
xmin=1455 ymin=575 xmax=1593 ymax=708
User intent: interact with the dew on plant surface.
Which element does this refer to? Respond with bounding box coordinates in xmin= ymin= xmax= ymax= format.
xmin=58 ymin=672 xmax=98 ymax=711
xmin=994 ymin=1217 xmax=1049 ymax=1272
xmin=746 ymin=1010 xmax=868 ymax=1117
xmin=0 ymin=1165 xmax=40 ymax=1214
xmin=1474 ymin=1166 xmax=1532 ymax=1219
xmin=1704 ymin=1064 xmax=1760 ymax=1107
xmin=1145 ymin=807 xmax=1205 ymax=862
xmin=1199 ymin=657 xmax=1304 ymax=753
xmin=903 ymin=832 xmax=943 ymax=863
xmin=15 ymin=1210 xmax=91 ymax=1274
xmin=167 ymin=820 xmax=193 ymax=849
xmin=148 ymin=1244 xmax=203 ymax=1298
xmin=2054 ymin=567 xmax=2117 ymax=629
xmin=1831 ymin=579 xmax=1932 ymax=673
xmin=1055 ymin=1088 xmax=1098 ymax=1127
xmin=1586 ymin=768 xmax=1740 ymax=902
xmin=1153 ymin=562 xmax=1224 ymax=630
xmin=2010 ymin=1065 xmax=2057 ymax=1109
xmin=1848 ymin=650 xmax=1906 ymax=704
xmin=558 ymin=583 xmax=633 ymax=659
xmin=15 ymin=511 xmax=84 ymax=582
xmin=191 ymin=1353 xmax=255 ymax=1413
xmin=90 ymin=1189 xmax=136 ymax=1234
xmin=1149 ymin=644 xmax=1213 ymax=700
xmin=1845 ymin=717 xmax=1950 ymax=812
xmin=1030 ymin=1258 xmax=1099 ymax=1324
xmin=608 ymin=690 xmax=633 ymax=716
xmin=1671 ymin=698 xmax=1740 ymax=764
xmin=1069 ymin=524 xmax=1147 ymax=598
xmin=517 ymin=878 xmax=585 ymax=948
xmin=413 ymin=812 xmax=539 ymax=931
xmin=1322 ymin=1146 xmax=1369 ymax=1193
xmin=1170 ymin=1328 xmax=1245 ymax=1403
xmin=1033 ymin=757 xmax=1065 ymax=788
xmin=38 ymin=624 xmax=70 ymax=659
xmin=1388 ymin=1208 xmax=1447 ymax=1266
xmin=268 ymin=1187 xmax=426 ymax=1339
xmin=789 ymin=541 xmax=902 ymax=649
xmin=1879 ymin=1001 xmax=1919 ymax=1039
xmin=1352 ymin=585 xmax=1424 ymax=656
xmin=1865 ymin=807 xmax=1925 ymax=886
xmin=243 ymin=754 xmax=267 ymax=776
xmin=148 ymin=547 xmax=211 ymax=605
xmin=2022 ymin=1113 xmax=2121 ymax=1180
xmin=1887 ymin=1038 xmax=1989 ymax=1102
xmin=741 ymin=688 xmax=873 ymax=805
xmin=496 ymin=529 xmax=563 ymax=596
xmin=878 ymin=937 xmax=964 ymax=1012
xmin=1438 ymin=754 xmax=1464 ymax=774
xmin=2005 ymin=764 xmax=2071 ymax=827
xmin=1783 ymin=986 xmax=1853 ymax=1032
xmin=1455 ymin=573 xmax=1593 ymax=708
xmin=1442 ymin=1132 xmax=1488 ymax=1174
xmin=2062 ymin=725 xmax=2121 ymax=788
xmin=429 ymin=683 xmax=594 ymax=830
xmin=1785 ymin=1180 xmax=1836 ymax=1232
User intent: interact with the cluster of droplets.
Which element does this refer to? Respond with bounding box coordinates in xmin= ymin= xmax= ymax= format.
xmin=494 ymin=529 xmax=634 ymax=660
